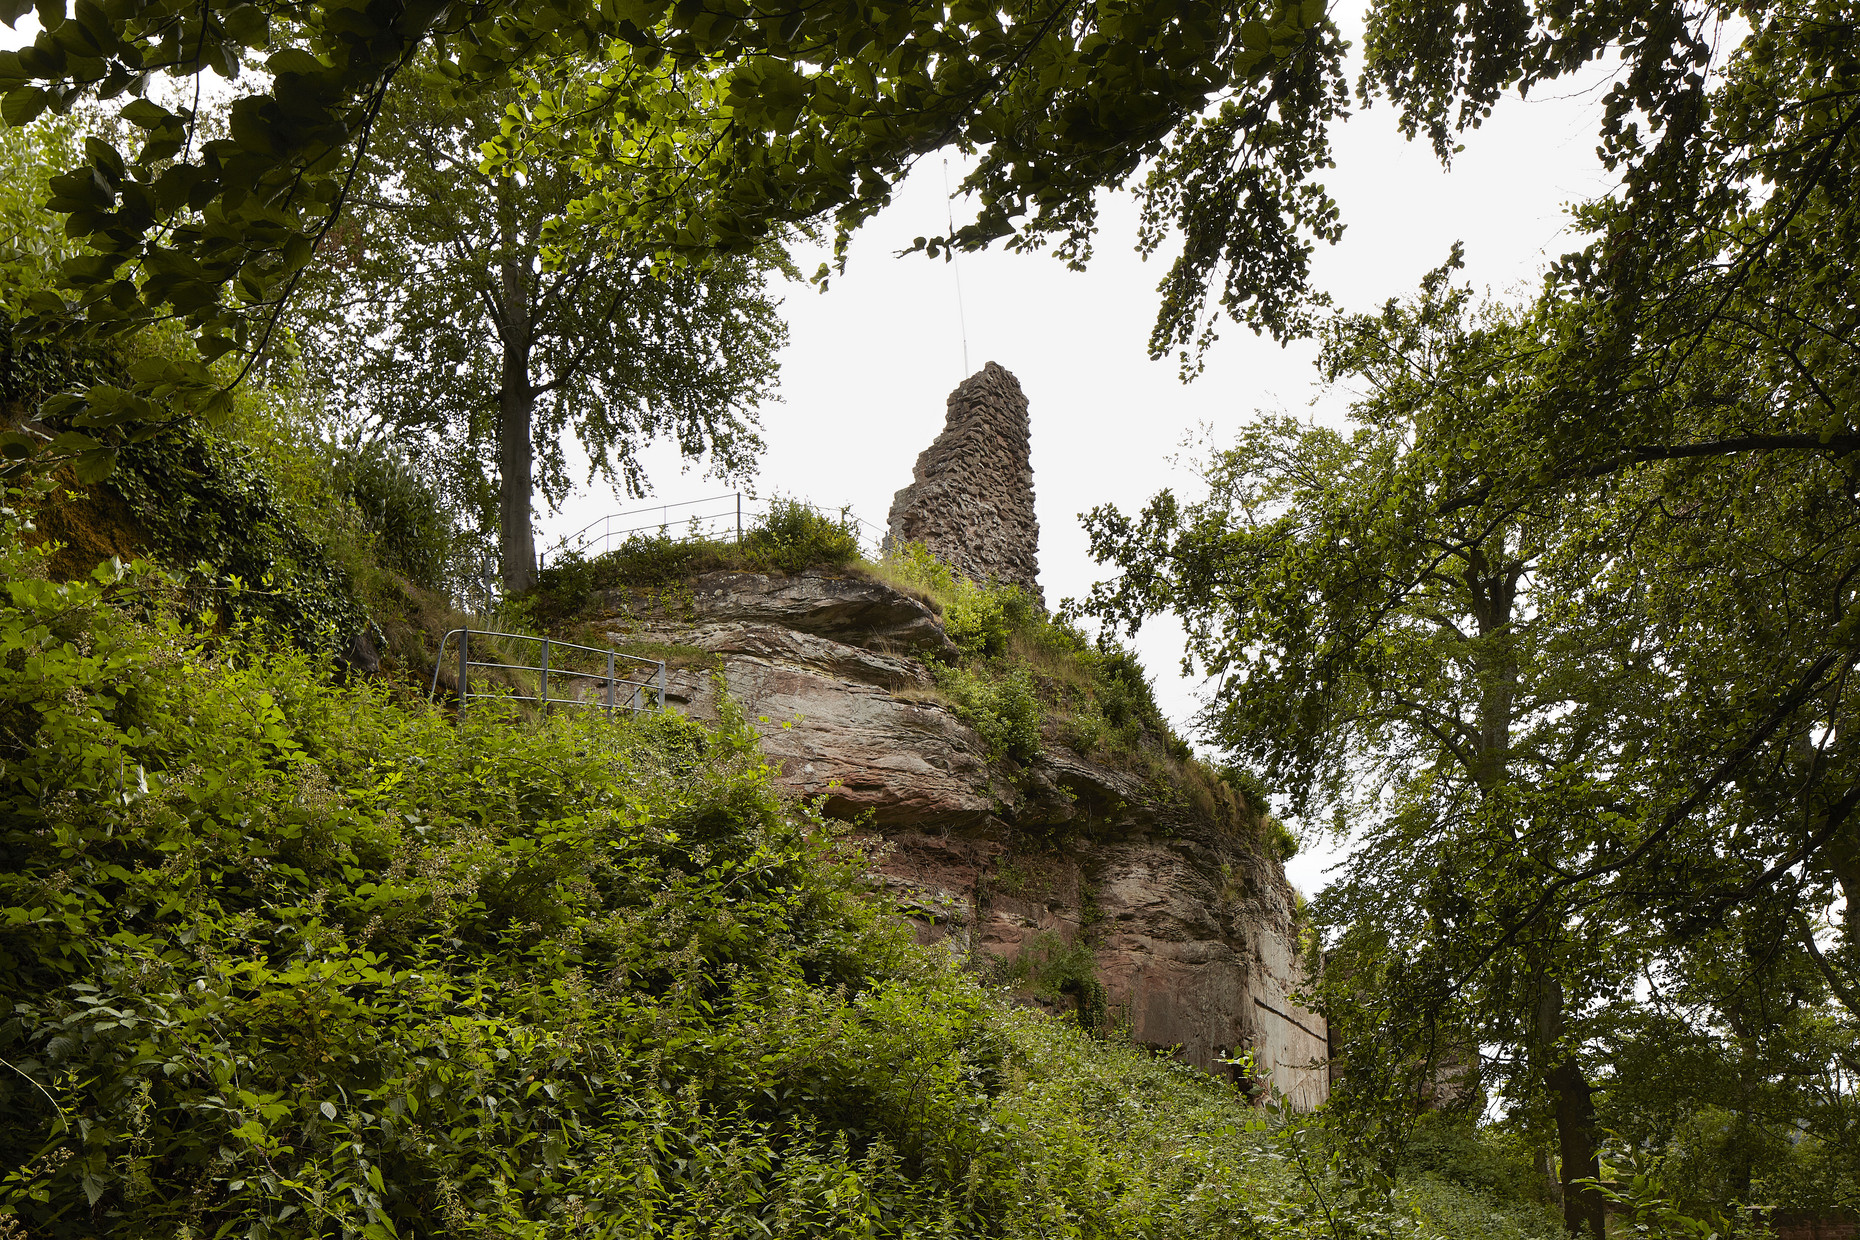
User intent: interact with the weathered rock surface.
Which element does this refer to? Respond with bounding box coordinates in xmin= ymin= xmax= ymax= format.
xmin=886 ymin=363 xmax=1043 ymax=605
xmin=604 ymin=569 xmax=956 ymax=659
xmin=593 ymin=568 xmax=1327 ymax=1105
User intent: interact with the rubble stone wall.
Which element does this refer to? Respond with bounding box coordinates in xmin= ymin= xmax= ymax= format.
xmin=886 ymin=362 xmax=1043 ymax=604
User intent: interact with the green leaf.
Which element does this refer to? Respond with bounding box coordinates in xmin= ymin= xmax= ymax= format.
xmin=1 ymin=84 xmax=49 ymax=125
xmin=120 ymin=96 xmax=167 ymax=128
xmin=222 ymin=4 xmax=268 ymax=47
xmin=47 ymin=430 xmax=101 ymax=454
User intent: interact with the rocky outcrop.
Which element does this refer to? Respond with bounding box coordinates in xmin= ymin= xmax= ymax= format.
xmin=603 ymin=570 xmax=957 ymax=659
xmin=600 ymin=567 xmax=1327 ymax=1106
xmin=886 ymin=363 xmax=1042 ymax=605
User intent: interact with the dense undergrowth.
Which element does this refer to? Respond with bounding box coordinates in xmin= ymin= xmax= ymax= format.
xmin=7 ymin=304 xmax=486 ymax=686
xmin=0 ymin=504 xmax=1563 ymax=1239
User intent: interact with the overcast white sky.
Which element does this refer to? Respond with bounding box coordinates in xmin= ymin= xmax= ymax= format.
xmin=4 ymin=9 xmax=1623 ymax=892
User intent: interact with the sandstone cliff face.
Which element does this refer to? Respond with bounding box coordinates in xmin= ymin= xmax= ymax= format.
xmin=598 ymin=568 xmax=1328 ymax=1107
xmin=886 ymin=363 xmax=1043 ymax=606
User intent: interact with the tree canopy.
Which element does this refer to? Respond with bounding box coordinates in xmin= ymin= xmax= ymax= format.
xmin=1077 ymin=265 xmax=1860 ymax=1227
xmin=3 ymin=0 xmax=1849 ymax=480
xmin=0 ymin=0 xmax=1340 ymax=476
xmin=285 ymin=65 xmax=787 ymax=592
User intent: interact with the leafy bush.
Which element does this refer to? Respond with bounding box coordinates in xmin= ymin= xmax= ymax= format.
xmin=1396 ymin=1113 xmax=1548 ymax=1203
xmin=999 ymin=932 xmax=1108 ymax=1033
xmin=0 ymin=505 xmax=1566 ymax=1239
xmin=103 ymin=423 xmax=371 ymax=652
xmin=327 ymin=440 xmax=476 ymax=593
xmin=525 ymin=500 xmax=862 ymax=626
xmin=1219 ymin=765 xmax=1275 ymax=819
xmin=739 ymin=495 xmax=861 ymax=572
xmin=879 ymin=542 xmax=1038 ymax=658
xmin=937 ymin=661 xmax=1044 ymax=763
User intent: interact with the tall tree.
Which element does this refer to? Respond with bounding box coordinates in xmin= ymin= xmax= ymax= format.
xmin=1078 ymin=268 xmax=1860 ymax=1225
xmin=287 ymin=67 xmax=784 ymax=593
xmin=1076 ymin=277 xmax=1648 ymax=1234
xmin=0 ymin=0 xmax=1342 ymax=473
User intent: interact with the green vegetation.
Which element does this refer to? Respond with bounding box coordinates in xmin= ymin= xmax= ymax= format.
xmin=878 ymin=544 xmax=1178 ymax=759
xmin=283 ymin=65 xmax=788 ymax=594
xmin=5 ymin=0 xmax=1857 ymax=1231
xmin=0 ymin=502 xmax=1561 ymax=1239
xmin=997 ymin=933 xmax=1109 ymax=1035
xmin=1081 ymin=269 xmax=1860 ymax=1234
xmin=523 ymin=498 xmax=864 ymax=628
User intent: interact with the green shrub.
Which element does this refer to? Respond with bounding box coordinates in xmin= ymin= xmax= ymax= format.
xmin=328 ymin=440 xmax=476 ymax=593
xmin=0 ymin=504 xmax=1567 ymax=1239
xmin=880 ymin=542 xmax=1037 ymax=658
xmin=1268 ymin=816 xmax=1299 ymax=861
xmin=1396 ymin=1112 xmax=1547 ymax=1203
xmin=1087 ymin=646 xmax=1166 ymax=734
xmin=739 ymin=495 xmax=861 ymax=572
xmin=937 ymin=661 xmax=1044 ymax=762
xmin=1001 ymin=933 xmax=1109 ymax=1033
xmin=1219 ymin=765 xmax=1276 ymax=819
xmin=104 ymin=422 xmax=371 ymax=652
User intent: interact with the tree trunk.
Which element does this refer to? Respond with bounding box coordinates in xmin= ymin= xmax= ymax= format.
xmin=497 ymin=251 xmax=535 ymax=595
xmin=1547 ymin=1056 xmax=1604 ymax=1240
xmin=1536 ymin=975 xmax=1604 ymax=1240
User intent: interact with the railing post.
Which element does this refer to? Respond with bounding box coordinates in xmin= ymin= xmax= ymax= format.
xmin=656 ymin=660 xmax=665 ymax=711
xmin=605 ymin=648 xmax=615 ymax=718
xmin=458 ymin=629 xmax=469 ymax=715
xmin=540 ymin=637 xmax=550 ymax=710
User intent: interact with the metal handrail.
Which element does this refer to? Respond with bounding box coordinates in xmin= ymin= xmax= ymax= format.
xmin=540 ymin=492 xmax=887 ymax=567
xmin=556 ymin=491 xmax=747 ymax=555
xmin=429 ymin=628 xmax=666 ymax=716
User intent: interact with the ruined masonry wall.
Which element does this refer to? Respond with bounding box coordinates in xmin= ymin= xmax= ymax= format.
xmin=886 ymin=362 xmax=1043 ymax=605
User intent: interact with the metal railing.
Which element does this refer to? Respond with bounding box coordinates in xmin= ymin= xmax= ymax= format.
xmin=429 ymin=629 xmax=665 ymax=715
xmin=539 ymin=492 xmax=888 ymax=567
xmin=544 ymin=492 xmax=748 ymax=565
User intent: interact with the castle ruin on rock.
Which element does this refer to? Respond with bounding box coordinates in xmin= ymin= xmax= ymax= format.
xmin=886 ymin=362 xmax=1043 ymax=605
xmin=582 ymin=358 xmax=1329 ymax=1107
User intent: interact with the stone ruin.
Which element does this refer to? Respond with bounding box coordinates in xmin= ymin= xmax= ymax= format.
xmin=885 ymin=362 xmax=1042 ymax=606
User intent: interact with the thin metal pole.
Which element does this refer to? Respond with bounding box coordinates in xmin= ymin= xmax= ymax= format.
xmin=458 ymin=629 xmax=469 ymax=715
xmin=540 ymin=637 xmax=550 ymax=710
xmin=605 ymin=649 xmax=615 ymax=717
xmin=736 ymin=492 xmax=742 ymax=544
xmin=655 ymin=660 xmax=665 ymax=711
xmin=944 ymin=157 xmax=971 ymax=378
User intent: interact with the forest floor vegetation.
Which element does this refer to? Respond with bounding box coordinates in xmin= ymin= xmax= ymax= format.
xmin=0 ymin=494 xmax=1566 ymax=1239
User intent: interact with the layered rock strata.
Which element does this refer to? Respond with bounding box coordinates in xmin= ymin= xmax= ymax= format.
xmin=597 ymin=568 xmax=1329 ymax=1107
xmin=886 ymin=363 xmax=1043 ymax=605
